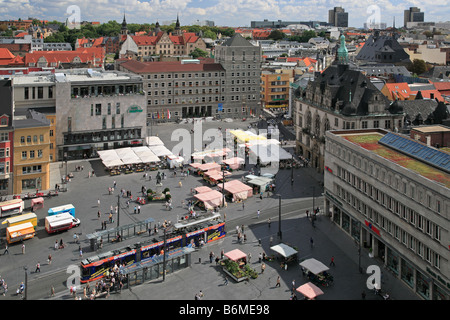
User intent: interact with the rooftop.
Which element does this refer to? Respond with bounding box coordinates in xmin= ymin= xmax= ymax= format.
xmin=337 ymin=131 xmax=450 ymax=189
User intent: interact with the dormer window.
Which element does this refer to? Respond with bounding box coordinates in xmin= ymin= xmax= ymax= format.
xmin=0 ymin=115 xmax=9 ymax=127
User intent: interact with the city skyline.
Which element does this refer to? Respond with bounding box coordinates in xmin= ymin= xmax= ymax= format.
xmin=0 ymin=0 xmax=449 ymax=29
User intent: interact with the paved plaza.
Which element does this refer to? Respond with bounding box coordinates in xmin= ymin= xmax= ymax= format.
xmin=0 ymin=119 xmax=420 ymax=301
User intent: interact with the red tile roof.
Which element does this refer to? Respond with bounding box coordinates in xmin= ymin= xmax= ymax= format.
xmin=0 ymin=48 xmax=15 ymax=60
xmin=24 ymin=50 xmax=101 ymax=66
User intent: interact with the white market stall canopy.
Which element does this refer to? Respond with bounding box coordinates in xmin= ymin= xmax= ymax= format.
xmin=248 ymin=144 xmax=292 ymax=164
xmin=299 ymin=258 xmax=329 ymax=275
xmin=146 ymin=136 xmax=164 ymax=146
xmin=270 ymin=243 xmax=298 ymax=258
xmin=148 ymin=145 xmax=174 ymax=158
xmin=98 ymin=147 xmax=160 ymax=168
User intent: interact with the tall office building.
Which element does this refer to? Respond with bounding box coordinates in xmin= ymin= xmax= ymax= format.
xmin=214 ymin=34 xmax=262 ymax=117
xmin=328 ymin=7 xmax=348 ymax=28
xmin=404 ymin=7 xmax=424 ymax=28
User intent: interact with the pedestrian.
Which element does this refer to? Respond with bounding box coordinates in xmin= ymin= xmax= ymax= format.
xmin=291 ymin=279 xmax=295 ymax=291
xmin=97 ymin=198 xmax=100 ymax=207
xmin=54 ymin=240 xmax=58 ymax=250
xmin=35 ymin=261 xmax=40 ymax=273
xmin=21 ymin=243 xmax=25 ymax=254
xmin=259 ymin=253 xmax=262 ymax=263
xmin=79 ymin=247 xmax=83 ymax=258
xmin=48 ymin=254 xmax=52 ymax=265
xmin=3 ymin=244 xmax=8 ymax=255
xmin=242 ymin=201 xmax=245 ymax=210
xmin=306 ymin=210 xmax=309 ymax=218
xmin=138 ymin=205 xmax=141 ymax=214
xmin=224 ymin=276 xmax=229 ymax=286
xmin=247 ymin=253 xmax=252 ymax=263
xmin=267 ymin=218 xmax=271 ymax=228
xmin=50 ymin=286 xmax=55 ymax=297
xmin=261 ymin=262 xmax=266 ymax=274
xmin=310 ymin=237 xmax=314 ymax=248
xmin=97 ymin=210 xmax=101 ymax=219
xmin=134 ymin=206 xmax=137 ymax=214
xmin=269 ymin=236 xmax=273 ymax=246
xmin=209 ymin=251 xmax=214 ymax=263
xmin=330 ymin=256 xmax=335 ymax=266
xmin=257 ymin=209 xmax=260 ymax=219
xmin=276 ymin=276 xmax=281 ymax=287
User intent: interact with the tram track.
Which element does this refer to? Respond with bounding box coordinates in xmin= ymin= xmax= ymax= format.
xmin=22 ymin=197 xmax=322 ymax=300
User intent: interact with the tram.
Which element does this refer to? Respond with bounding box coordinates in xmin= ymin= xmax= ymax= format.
xmin=80 ymin=213 xmax=225 ymax=283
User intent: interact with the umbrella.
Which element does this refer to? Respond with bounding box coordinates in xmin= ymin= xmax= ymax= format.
xmin=296 ymin=282 xmax=324 ymax=299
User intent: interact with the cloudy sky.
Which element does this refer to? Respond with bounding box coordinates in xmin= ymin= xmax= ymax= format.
xmin=0 ymin=0 xmax=449 ymax=28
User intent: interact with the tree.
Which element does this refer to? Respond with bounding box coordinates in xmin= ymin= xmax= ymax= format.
xmin=268 ymin=29 xmax=285 ymax=41
xmin=191 ymin=48 xmax=208 ymax=59
xmin=407 ymin=59 xmax=428 ymax=76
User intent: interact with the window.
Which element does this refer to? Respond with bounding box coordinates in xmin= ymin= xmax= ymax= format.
xmin=373 ymin=120 xmax=379 ymax=128
xmin=22 ymin=151 xmax=27 ymax=159
xmin=21 ymin=136 xmax=25 ymax=144
xmin=68 ymin=117 xmax=72 ymax=132
xmin=95 ymin=104 xmax=102 ymax=116
xmin=40 ymin=135 xmax=44 ymax=142
xmin=29 ymin=150 xmax=35 ymax=158
xmin=37 ymin=87 xmax=43 ymax=99
xmin=27 ymin=136 xmax=31 ymax=143
xmin=33 ymin=135 xmax=37 ymax=143
xmin=24 ymin=87 xmax=29 ymax=100
xmin=48 ymin=86 xmax=53 ymax=98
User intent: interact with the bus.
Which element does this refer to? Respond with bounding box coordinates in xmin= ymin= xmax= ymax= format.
xmin=6 ymin=222 xmax=35 ymax=244
xmin=80 ymin=213 xmax=225 ymax=283
xmin=48 ymin=204 xmax=75 ymax=217
xmin=0 ymin=199 xmax=24 ymax=218
xmin=1 ymin=212 xmax=37 ymax=229
xmin=45 ymin=212 xmax=80 ymax=234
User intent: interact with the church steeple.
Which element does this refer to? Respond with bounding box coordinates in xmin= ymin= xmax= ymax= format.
xmin=175 ymin=13 xmax=180 ymax=30
xmin=337 ymin=34 xmax=349 ymax=64
xmin=121 ymin=12 xmax=128 ymax=35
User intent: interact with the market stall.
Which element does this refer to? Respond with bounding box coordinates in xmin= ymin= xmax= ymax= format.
xmin=197 ymin=163 xmax=221 ymax=176
xmin=270 ymin=243 xmax=298 ymax=265
xmin=193 ymin=190 xmax=223 ymax=210
xmin=222 ymin=157 xmax=245 ymax=171
xmin=203 ymin=170 xmax=231 ymax=185
xmin=167 ymin=155 xmax=185 ymax=169
xmin=31 ymin=197 xmax=44 ymax=211
xmin=194 ymin=186 xmax=213 ymax=194
xmin=217 ymin=179 xmax=253 ymax=202
xmin=296 ymin=282 xmax=324 ymax=300
xmin=299 ymin=258 xmax=333 ymax=287
xmin=246 ymin=176 xmax=273 ymax=194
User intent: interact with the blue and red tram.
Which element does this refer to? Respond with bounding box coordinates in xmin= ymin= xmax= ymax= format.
xmin=80 ymin=213 xmax=225 ymax=283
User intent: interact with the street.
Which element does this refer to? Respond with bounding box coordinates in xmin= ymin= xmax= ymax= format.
xmin=0 ymin=119 xmax=419 ymax=301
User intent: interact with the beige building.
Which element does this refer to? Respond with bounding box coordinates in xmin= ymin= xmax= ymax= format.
xmin=12 ymin=111 xmax=51 ymax=194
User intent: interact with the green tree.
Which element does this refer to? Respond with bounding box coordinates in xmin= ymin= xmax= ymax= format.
xmin=268 ymin=29 xmax=285 ymax=40
xmin=191 ymin=48 xmax=208 ymax=59
xmin=407 ymin=59 xmax=428 ymax=75
xmin=203 ymin=29 xmax=216 ymax=40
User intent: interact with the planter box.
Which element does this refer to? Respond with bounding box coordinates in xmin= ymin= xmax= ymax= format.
xmin=222 ymin=267 xmax=248 ymax=282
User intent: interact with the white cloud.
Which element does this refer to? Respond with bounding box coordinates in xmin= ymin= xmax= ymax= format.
xmin=0 ymin=0 xmax=448 ymax=27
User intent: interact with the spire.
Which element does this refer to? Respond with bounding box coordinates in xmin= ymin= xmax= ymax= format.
xmin=175 ymin=13 xmax=180 ymax=30
xmin=337 ymin=34 xmax=349 ymax=64
xmin=121 ymin=11 xmax=128 ymax=35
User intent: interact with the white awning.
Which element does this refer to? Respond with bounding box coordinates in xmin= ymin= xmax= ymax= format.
xmin=270 ymin=243 xmax=298 ymax=258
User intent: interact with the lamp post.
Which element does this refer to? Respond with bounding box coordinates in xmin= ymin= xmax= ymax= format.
xmin=221 ymin=168 xmax=225 ymax=207
xmin=290 ymin=154 xmax=294 ymax=185
xmin=277 ymin=194 xmax=282 ymax=240
xmin=24 ymin=266 xmax=28 ymax=300
xmin=116 ymin=193 xmax=120 ymax=229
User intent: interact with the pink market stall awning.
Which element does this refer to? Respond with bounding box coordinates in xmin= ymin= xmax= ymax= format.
xmin=193 ymin=190 xmax=223 ymax=209
xmin=217 ymin=179 xmax=253 ymax=200
xmin=296 ymin=282 xmax=324 ymax=299
xmin=194 ymin=186 xmax=213 ymax=194
xmin=224 ymin=249 xmax=247 ymax=262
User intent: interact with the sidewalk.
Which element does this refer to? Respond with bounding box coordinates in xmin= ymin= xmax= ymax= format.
xmin=102 ymin=210 xmax=419 ymax=301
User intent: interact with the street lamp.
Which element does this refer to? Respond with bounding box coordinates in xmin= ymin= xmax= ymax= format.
xmin=116 ymin=193 xmax=120 ymax=229
xmin=277 ymin=194 xmax=282 ymax=240
xmin=24 ymin=266 xmax=28 ymax=300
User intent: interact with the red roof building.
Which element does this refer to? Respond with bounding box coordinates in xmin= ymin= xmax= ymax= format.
xmin=24 ymin=50 xmax=103 ymax=68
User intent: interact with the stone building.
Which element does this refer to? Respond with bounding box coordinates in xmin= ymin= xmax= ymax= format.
xmin=324 ymin=128 xmax=449 ymax=300
xmin=214 ymin=33 xmax=262 ymax=117
xmin=293 ymin=35 xmax=405 ymax=172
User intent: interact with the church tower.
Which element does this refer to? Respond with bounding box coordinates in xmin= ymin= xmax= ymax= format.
xmin=174 ymin=13 xmax=182 ymax=35
xmin=121 ymin=13 xmax=128 ymax=35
